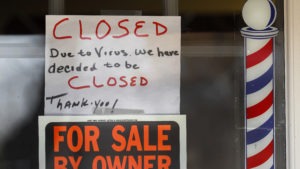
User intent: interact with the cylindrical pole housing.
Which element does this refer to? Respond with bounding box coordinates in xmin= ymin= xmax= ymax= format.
xmin=241 ymin=27 xmax=278 ymax=169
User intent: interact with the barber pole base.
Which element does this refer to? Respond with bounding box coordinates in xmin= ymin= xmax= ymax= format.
xmin=241 ymin=27 xmax=278 ymax=169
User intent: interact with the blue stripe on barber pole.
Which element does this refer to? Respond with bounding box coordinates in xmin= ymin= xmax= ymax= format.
xmin=246 ymin=64 xmax=273 ymax=94
xmin=246 ymin=114 xmax=274 ymax=144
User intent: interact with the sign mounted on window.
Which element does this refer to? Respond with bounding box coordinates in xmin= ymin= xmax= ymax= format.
xmin=44 ymin=15 xmax=181 ymax=115
xmin=38 ymin=115 xmax=186 ymax=169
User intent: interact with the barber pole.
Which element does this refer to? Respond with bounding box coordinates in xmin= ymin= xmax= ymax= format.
xmin=241 ymin=0 xmax=278 ymax=168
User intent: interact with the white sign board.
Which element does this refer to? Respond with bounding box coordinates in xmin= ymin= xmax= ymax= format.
xmin=45 ymin=15 xmax=181 ymax=115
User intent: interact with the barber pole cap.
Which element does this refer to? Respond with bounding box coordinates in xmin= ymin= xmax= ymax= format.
xmin=241 ymin=0 xmax=278 ymax=39
xmin=242 ymin=0 xmax=276 ymax=30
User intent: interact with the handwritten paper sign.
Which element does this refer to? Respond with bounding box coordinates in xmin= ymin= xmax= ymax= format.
xmin=45 ymin=15 xmax=181 ymax=115
xmin=39 ymin=115 xmax=187 ymax=169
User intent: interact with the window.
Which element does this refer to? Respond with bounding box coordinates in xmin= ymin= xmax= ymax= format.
xmin=0 ymin=0 xmax=285 ymax=168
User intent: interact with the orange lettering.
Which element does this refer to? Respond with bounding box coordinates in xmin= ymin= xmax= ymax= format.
xmin=144 ymin=155 xmax=155 ymax=169
xmin=54 ymin=126 xmax=66 ymax=152
xmin=106 ymin=156 xmax=126 ymax=169
xmin=158 ymin=125 xmax=171 ymax=151
xmin=92 ymin=156 xmax=107 ymax=169
xmin=144 ymin=125 xmax=157 ymax=151
xmin=67 ymin=126 xmax=83 ymax=152
xmin=112 ymin=125 xmax=126 ymax=152
xmin=69 ymin=156 xmax=82 ymax=169
xmin=128 ymin=156 xmax=142 ymax=169
xmin=126 ymin=125 xmax=142 ymax=151
xmin=84 ymin=126 xmax=100 ymax=152
xmin=158 ymin=155 xmax=171 ymax=169
xmin=54 ymin=156 xmax=67 ymax=169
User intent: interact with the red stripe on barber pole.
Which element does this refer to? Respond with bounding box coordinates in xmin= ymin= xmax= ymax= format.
xmin=247 ymin=140 xmax=274 ymax=168
xmin=247 ymin=91 xmax=273 ymax=119
xmin=246 ymin=39 xmax=273 ymax=68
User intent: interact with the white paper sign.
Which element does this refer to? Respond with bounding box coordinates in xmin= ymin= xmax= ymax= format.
xmin=45 ymin=15 xmax=181 ymax=115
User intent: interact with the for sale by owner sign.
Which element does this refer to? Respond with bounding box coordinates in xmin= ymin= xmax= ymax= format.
xmin=39 ymin=115 xmax=186 ymax=169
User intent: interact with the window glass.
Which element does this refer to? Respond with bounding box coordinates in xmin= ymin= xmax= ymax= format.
xmin=0 ymin=0 xmax=285 ymax=168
